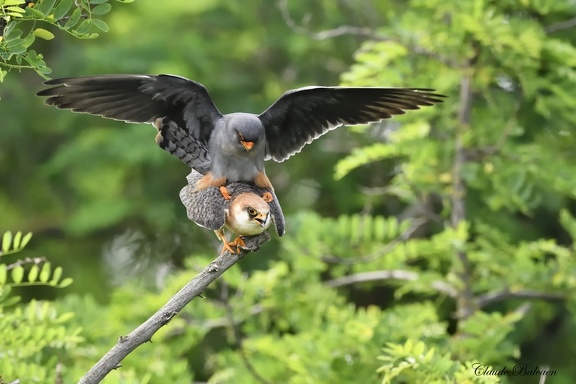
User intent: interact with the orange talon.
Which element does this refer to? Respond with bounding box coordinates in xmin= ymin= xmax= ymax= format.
xmin=219 ymin=186 xmax=232 ymax=200
xmin=232 ymin=236 xmax=246 ymax=249
xmin=261 ymin=191 xmax=273 ymax=203
xmin=215 ymin=228 xmax=237 ymax=254
xmin=221 ymin=240 xmax=237 ymax=254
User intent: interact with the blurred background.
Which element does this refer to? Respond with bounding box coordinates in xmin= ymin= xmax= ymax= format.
xmin=2 ymin=0 xmax=576 ymax=383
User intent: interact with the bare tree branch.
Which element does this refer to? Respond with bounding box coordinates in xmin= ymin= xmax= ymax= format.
xmin=6 ymin=256 xmax=47 ymax=270
xmin=324 ymin=269 xmax=458 ymax=297
xmin=545 ymin=16 xmax=576 ymax=33
xmin=476 ymin=289 xmax=564 ymax=308
xmin=277 ymin=0 xmax=458 ymax=67
xmin=277 ymin=0 xmax=382 ymax=41
xmin=78 ymin=232 xmax=271 ymax=384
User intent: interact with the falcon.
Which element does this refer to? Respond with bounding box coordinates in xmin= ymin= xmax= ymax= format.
xmin=180 ymin=169 xmax=285 ymax=254
xmin=37 ymin=74 xmax=445 ymax=198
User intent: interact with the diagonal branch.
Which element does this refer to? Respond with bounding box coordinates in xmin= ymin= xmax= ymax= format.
xmin=78 ymin=232 xmax=271 ymax=384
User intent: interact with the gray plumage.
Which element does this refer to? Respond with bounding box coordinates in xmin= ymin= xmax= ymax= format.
xmin=180 ymin=170 xmax=285 ymax=237
xmin=37 ymin=74 xmax=446 ymax=186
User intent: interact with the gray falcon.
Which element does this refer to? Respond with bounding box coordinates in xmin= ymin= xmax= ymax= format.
xmin=37 ymin=74 xmax=446 ymax=198
xmin=180 ymin=169 xmax=285 ymax=253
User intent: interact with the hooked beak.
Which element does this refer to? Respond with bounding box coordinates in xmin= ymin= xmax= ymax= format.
xmin=254 ymin=212 xmax=270 ymax=227
xmin=241 ymin=140 xmax=254 ymax=151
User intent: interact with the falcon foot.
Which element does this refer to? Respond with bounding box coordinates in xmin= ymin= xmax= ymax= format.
xmin=261 ymin=191 xmax=273 ymax=203
xmin=231 ymin=236 xmax=246 ymax=249
xmin=219 ymin=186 xmax=232 ymax=200
xmin=222 ymin=237 xmax=247 ymax=255
xmin=221 ymin=240 xmax=238 ymax=255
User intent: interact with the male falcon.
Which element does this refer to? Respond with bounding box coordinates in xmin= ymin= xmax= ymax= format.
xmin=180 ymin=169 xmax=285 ymax=254
xmin=37 ymin=74 xmax=445 ymax=197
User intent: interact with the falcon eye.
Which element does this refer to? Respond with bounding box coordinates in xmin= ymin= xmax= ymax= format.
xmin=247 ymin=207 xmax=257 ymax=217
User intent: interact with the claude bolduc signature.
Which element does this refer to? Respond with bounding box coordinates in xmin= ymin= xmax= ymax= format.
xmin=473 ymin=363 xmax=557 ymax=377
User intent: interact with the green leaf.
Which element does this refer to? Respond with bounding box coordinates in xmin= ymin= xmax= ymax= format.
xmin=19 ymin=232 xmax=32 ymax=248
xmin=3 ymin=21 xmax=17 ymax=37
xmin=21 ymin=33 xmax=35 ymax=48
xmin=3 ymin=27 xmax=23 ymax=41
xmin=55 ymin=312 xmax=74 ymax=323
xmin=91 ymin=18 xmax=108 ymax=32
xmin=91 ymin=2 xmax=111 ymax=15
xmin=39 ymin=262 xmax=51 ymax=283
xmin=12 ymin=232 xmax=23 ymax=249
xmin=33 ymin=28 xmax=55 ymax=40
xmin=89 ymin=0 xmax=109 ymax=3
xmin=28 ymin=264 xmax=39 ymax=283
xmin=7 ymin=45 xmax=27 ymax=54
xmin=36 ymin=0 xmax=58 ymax=16
xmin=2 ymin=295 xmax=20 ymax=307
xmin=5 ymin=6 xmax=26 ymax=14
xmin=11 ymin=265 xmax=24 ymax=284
xmin=58 ymin=277 xmax=73 ymax=288
xmin=50 ymin=266 xmax=63 ymax=284
xmin=53 ymin=0 xmax=73 ymax=20
xmin=25 ymin=6 xmax=47 ymax=18
xmin=75 ymin=19 xmax=92 ymax=34
xmin=63 ymin=7 xmax=81 ymax=28
xmin=2 ymin=231 xmax=13 ymax=252
xmin=5 ymin=37 xmax=25 ymax=48
xmin=0 ymin=264 xmax=7 ymax=285
xmin=3 ymin=0 xmax=26 ymax=6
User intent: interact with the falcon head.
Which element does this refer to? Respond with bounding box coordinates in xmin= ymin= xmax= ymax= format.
xmin=226 ymin=192 xmax=271 ymax=236
xmin=216 ymin=113 xmax=265 ymax=155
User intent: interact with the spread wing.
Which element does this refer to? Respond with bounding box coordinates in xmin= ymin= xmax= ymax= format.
xmin=258 ymin=87 xmax=446 ymax=162
xmin=37 ymin=74 xmax=223 ymax=165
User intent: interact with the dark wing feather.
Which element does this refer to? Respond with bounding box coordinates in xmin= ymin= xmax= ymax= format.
xmin=258 ymin=87 xmax=446 ymax=162
xmin=154 ymin=118 xmax=211 ymax=173
xmin=37 ymin=74 xmax=222 ymax=147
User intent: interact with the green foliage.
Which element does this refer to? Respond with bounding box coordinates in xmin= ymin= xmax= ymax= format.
xmin=0 ymin=0 xmax=134 ymax=81
xmin=1 ymin=231 xmax=73 ymax=288
xmin=377 ymin=340 xmax=501 ymax=384
xmin=2 ymin=0 xmax=576 ymax=383
xmin=0 ymin=231 xmax=80 ymax=383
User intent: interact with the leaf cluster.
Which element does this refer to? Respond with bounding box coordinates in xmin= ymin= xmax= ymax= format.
xmin=0 ymin=0 xmax=133 ymax=81
xmin=0 ymin=231 xmax=80 ymax=383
